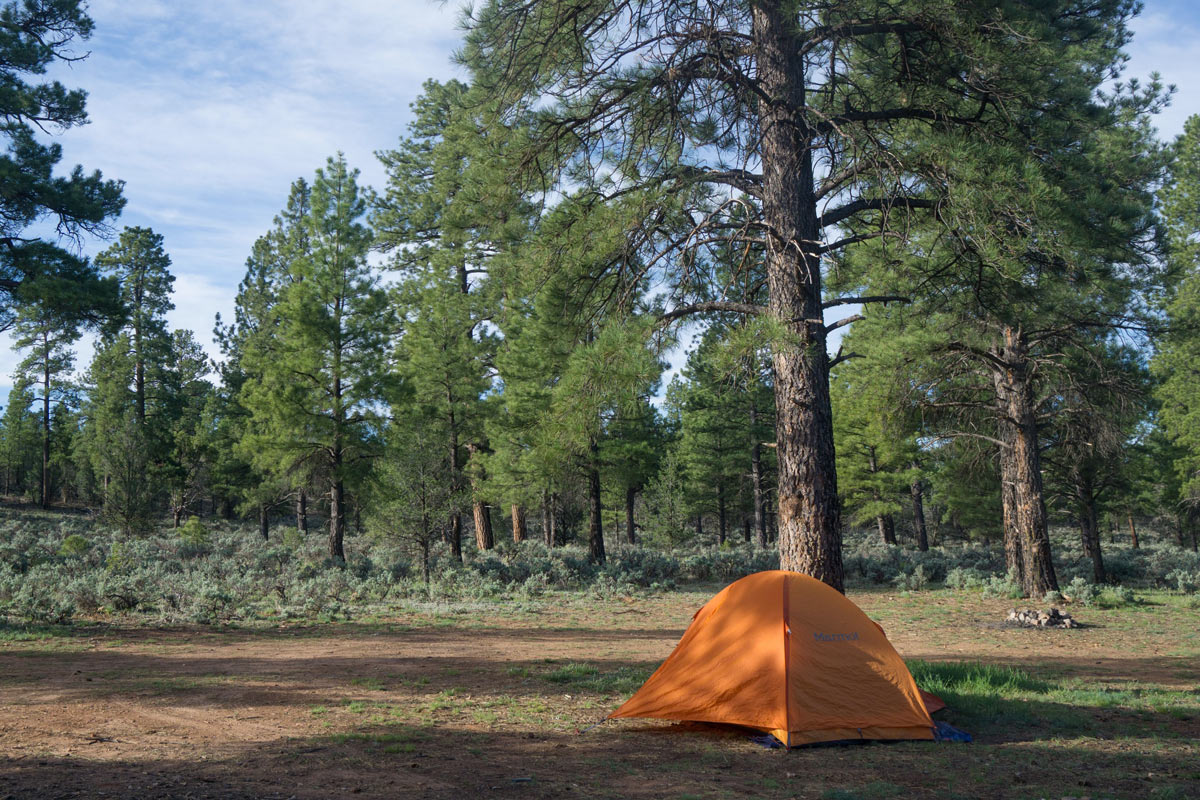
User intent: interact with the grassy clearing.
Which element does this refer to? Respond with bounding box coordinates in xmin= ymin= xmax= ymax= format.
xmin=1 ymin=583 xmax=1197 ymax=799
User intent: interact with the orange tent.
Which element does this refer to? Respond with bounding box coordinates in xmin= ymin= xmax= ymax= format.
xmin=608 ymin=570 xmax=937 ymax=747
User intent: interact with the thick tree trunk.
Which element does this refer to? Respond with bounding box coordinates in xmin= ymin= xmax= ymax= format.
xmin=221 ymin=497 xmax=233 ymax=520
xmin=173 ymin=506 xmax=183 ymax=528
xmin=874 ymin=513 xmax=895 ymax=546
xmin=588 ymin=440 xmax=605 ymax=563
xmin=1073 ymin=467 xmax=1105 ymax=583
xmin=466 ymin=442 xmax=493 ymax=550
xmin=259 ymin=504 xmax=269 ymax=541
xmin=329 ymin=480 xmax=345 ymax=561
xmin=296 ymin=490 xmax=308 ymax=533
xmin=473 ymin=501 xmax=494 ymax=550
xmin=625 ymin=486 xmax=637 ymax=545
xmin=910 ymin=475 xmax=929 ymax=552
xmin=750 ymin=403 xmax=767 ymax=548
xmin=542 ymin=491 xmax=553 ymax=547
xmin=998 ymin=434 xmax=1025 ymax=584
xmin=512 ymin=503 xmax=527 ymax=543
xmin=742 ymin=515 xmax=751 ymax=543
xmin=1127 ymin=513 xmax=1139 ymax=549
xmin=995 ymin=327 xmax=1057 ymax=597
xmin=754 ymin=2 xmax=841 ymax=590
xmin=695 ymin=514 xmax=704 ymax=539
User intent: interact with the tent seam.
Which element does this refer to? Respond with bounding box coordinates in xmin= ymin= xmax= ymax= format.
xmin=782 ymin=571 xmax=790 ymax=749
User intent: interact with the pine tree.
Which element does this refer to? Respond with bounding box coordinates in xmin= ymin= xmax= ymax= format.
xmin=160 ymin=330 xmax=213 ymax=526
xmin=240 ymin=155 xmax=394 ymax=561
xmin=94 ymin=227 xmax=175 ymax=426
xmin=1155 ymin=115 xmax=1200 ymax=506
xmin=213 ymin=205 xmax=307 ymax=531
xmin=675 ymin=329 xmax=752 ymax=546
xmin=462 ymin=0 xmax=1140 ymax=590
xmin=0 ymin=0 xmax=125 ymax=329
xmin=11 ymin=304 xmax=80 ymax=507
xmin=829 ymin=68 xmax=1165 ymax=596
xmin=373 ymin=79 xmax=531 ymax=558
xmin=0 ymin=379 xmax=39 ymax=497
xmin=603 ymin=397 xmax=664 ymax=545
xmin=79 ymin=335 xmax=153 ymax=534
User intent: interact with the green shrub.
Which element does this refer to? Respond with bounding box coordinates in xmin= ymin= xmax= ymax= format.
xmin=1066 ymin=576 xmax=1097 ymax=607
xmin=1166 ymin=568 xmax=1200 ymax=595
xmin=945 ymin=566 xmax=986 ymax=591
xmin=1096 ymin=585 xmax=1137 ymax=608
xmin=981 ymin=570 xmax=1022 ymax=599
xmin=892 ymin=565 xmax=929 ymax=592
xmin=178 ymin=517 xmax=209 ymax=545
xmin=57 ymin=534 xmax=91 ymax=558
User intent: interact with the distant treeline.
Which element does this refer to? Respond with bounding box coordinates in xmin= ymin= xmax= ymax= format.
xmin=1 ymin=1 xmax=1199 ymax=599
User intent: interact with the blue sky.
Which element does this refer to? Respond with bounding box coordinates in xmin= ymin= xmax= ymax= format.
xmin=4 ymin=0 xmax=1200 ymax=402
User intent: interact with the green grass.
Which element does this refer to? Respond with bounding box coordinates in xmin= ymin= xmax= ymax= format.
xmin=542 ymin=662 xmax=651 ymax=694
xmin=907 ymin=660 xmax=1200 ymax=736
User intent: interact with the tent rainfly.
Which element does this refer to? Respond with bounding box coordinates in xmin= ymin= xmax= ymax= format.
xmin=608 ymin=570 xmax=943 ymax=747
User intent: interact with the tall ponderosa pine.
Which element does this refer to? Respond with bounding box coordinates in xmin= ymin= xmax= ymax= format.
xmin=373 ymin=79 xmax=531 ymax=559
xmin=463 ymin=0 xmax=1142 ymax=590
xmin=80 ymin=335 xmax=153 ymax=534
xmin=214 ymin=187 xmax=311 ymax=533
xmin=830 ymin=64 xmax=1164 ymax=595
xmin=675 ymin=328 xmax=754 ymax=545
xmin=830 ymin=334 xmax=921 ymax=548
xmin=94 ymin=227 xmax=175 ymax=426
xmin=160 ymin=330 xmax=213 ymax=526
xmin=1155 ymin=115 xmax=1200 ymax=506
xmin=0 ymin=379 xmax=39 ymax=496
xmin=11 ymin=304 xmax=80 ymax=507
xmin=240 ymin=156 xmax=394 ymax=561
xmin=0 ymin=0 xmax=124 ymax=330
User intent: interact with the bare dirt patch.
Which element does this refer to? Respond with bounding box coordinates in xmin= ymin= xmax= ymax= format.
xmin=2 ymin=588 xmax=1197 ymax=799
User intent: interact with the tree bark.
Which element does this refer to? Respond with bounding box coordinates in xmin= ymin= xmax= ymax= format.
xmin=625 ymin=486 xmax=637 ymax=545
xmin=1073 ymin=466 xmax=1105 ymax=583
xmin=754 ymin=1 xmax=842 ymax=590
xmin=588 ymin=439 xmax=605 ymax=563
xmin=259 ymin=504 xmax=269 ymax=542
xmin=910 ymin=475 xmax=929 ymax=552
xmin=1127 ymin=513 xmax=1139 ymax=549
xmin=329 ymin=479 xmax=345 ymax=561
xmin=473 ymin=501 xmax=494 ymax=550
xmin=742 ymin=514 xmax=751 ymax=543
xmin=296 ymin=490 xmax=308 ymax=534
xmin=512 ymin=503 xmax=527 ymax=542
xmin=995 ymin=326 xmax=1057 ymax=597
xmin=750 ymin=403 xmax=767 ymax=548
xmin=998 ymin=432 xmax=1025 ymax=584
xmin=449 ymin=512 xmax=463 ymax=562
xmin=542 ymin=491 xmax=553 ymax=547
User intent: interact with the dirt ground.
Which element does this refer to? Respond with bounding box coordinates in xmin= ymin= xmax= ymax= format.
xmin=1 ymin=588 xmax=1198 ymax=800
